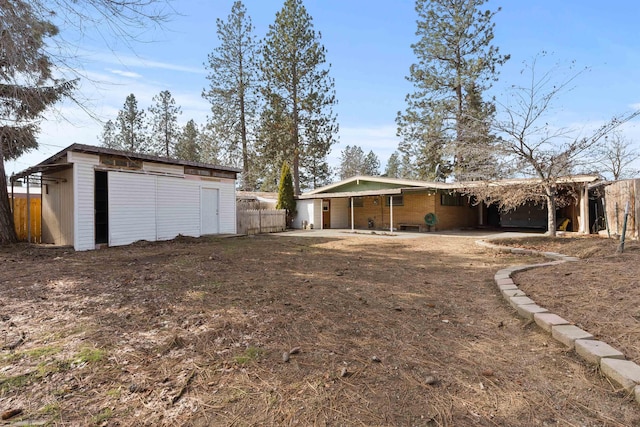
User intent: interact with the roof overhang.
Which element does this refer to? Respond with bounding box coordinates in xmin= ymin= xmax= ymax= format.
xmin=11 ymin=143 xmax=242 ymax=183
xmin=298 ymin=188 xmax=404 ymax=199
xmin=11 ymin=163 xmax=73 ymax=182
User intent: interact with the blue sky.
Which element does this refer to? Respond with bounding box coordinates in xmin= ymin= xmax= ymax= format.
xmin=7 ymin=0 xmax=640 ymax=177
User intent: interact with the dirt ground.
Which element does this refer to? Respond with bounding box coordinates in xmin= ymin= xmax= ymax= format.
xmin=1 ymin=232 xmax=639 ymax=426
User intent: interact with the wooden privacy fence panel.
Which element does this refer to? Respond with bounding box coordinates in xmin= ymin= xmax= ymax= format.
xmin=237 ymin=209 xmax=286 ymax=235
xmin=604 ymin=180 xmax=639 ymax=239
xmin=12 ymin=198 xmax=42 ymax=243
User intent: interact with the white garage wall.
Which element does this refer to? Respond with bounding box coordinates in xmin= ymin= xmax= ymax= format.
xmin=156 ymin=177 xmax=200 ymax=240
xmin=106 ymin=172 xmax=236 ymax=247
xmin=215 ymin=183 xmax=236 ymax=234
xmin=70 ymin=152 xmax=100 ymax=251
xmin=108 ymin=172 xmax=158 ymax=246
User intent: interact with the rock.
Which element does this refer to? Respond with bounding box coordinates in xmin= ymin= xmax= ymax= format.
xmin=371 ymin=356 xmax=381 ymax=363
xmin=129 ymin=383 xmax=146 ymax=393
xmin=282 ymin=352 xmax=290 ymax=363
xmin=1 ymin=408 xmax=23 ymax=420
xmin=340 ymin=367 xmax=349 ymax=377
xmin=424 ymin=375 xmax=438 ymax=385
xmin=289 ymin=347 xmax=301 ymax=355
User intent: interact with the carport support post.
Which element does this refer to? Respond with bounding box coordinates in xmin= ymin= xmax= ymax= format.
xmin=26 ymin=176 xmax=31 ymax=243
xmin=350 ymin=197 xmax=354 ymax=232
xmin=390 ymin=195 xmax=393 ymax=234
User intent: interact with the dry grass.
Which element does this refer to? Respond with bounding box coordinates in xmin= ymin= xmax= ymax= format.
xmin=499 ymin=234 xmax=640 ymax=366
xmin=0 ymin=233 xmax=639 ymax=426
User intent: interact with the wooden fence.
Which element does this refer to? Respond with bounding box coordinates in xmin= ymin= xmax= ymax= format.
xmin=12 ymin=198 xmax=42 ymax=243
xmin=604 ymin=180 xmax=639 ymax=239
xmin=237 ymin=209 xmax=286 ymax=235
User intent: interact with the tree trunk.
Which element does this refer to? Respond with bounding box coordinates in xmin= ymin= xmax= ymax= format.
xmin=0 ymin=153 xmax=19 ymax=244
xmin=239 ymin=87 xmax=249 ymax=190
xmin=291 ymin=69 xmax=301 ymax=196
xmin=545 ymin=191 xmax=557 ymax=237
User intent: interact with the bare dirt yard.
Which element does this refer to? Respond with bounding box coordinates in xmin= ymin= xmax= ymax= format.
xmin=1 ymin=231 xmax=639 ymax=426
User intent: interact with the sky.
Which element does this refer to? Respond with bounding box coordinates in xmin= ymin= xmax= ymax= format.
xmin=7 ymin=0 xmax=640 ymax=178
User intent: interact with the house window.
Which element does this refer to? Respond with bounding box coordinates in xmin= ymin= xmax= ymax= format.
xmin=385 ymin=195 xmax=403 ymax=206
xmin=352 ymin=197 xmax=364 ymax=208
xmin=441 ymin=193 xmax=463 ymax=206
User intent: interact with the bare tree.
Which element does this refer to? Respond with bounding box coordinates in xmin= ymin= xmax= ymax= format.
xmin=464 ymin=57 xmax=640 ymax=236
xmin=596 ymin=131 xmax=640 ymax=181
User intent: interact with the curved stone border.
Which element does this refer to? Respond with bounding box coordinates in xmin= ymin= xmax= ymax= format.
xmin=476 ymin=239 xmax=640 ymax=405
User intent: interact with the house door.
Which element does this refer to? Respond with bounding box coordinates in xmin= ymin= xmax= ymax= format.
xmin=201 ymin=188 xmax=219 ymax=235
xmin=322 ymin=199 xmax=330 ymax=229
xmin=94 ymin=171 xmax=108 ymax=244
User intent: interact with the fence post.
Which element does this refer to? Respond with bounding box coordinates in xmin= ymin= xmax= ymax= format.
xmin=618 ymin=201 xmax=630 ymax=253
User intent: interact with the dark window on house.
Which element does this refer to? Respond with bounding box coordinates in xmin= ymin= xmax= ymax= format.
xmin=352 ymin=197 xmax=364 ymax=207
xmin=441 ymin=193 xmax=463 ymax=206
xmin=385 ymin=195 xmax=404 ymax=206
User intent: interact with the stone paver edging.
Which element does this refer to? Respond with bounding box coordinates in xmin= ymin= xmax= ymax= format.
xmin=476 ymin=239 xmax=640 ymax=406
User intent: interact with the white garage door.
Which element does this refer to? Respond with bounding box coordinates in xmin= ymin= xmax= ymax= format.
xmin=108 ymin=172 xmax=157 ymax=246
xmin=156 ymin=177 xmax=200 ymax=240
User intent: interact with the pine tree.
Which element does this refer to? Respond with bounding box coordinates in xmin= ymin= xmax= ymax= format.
xmin=397 ymin=0 xmax=508 ymax=180
xmin=385 ymin=152 xmax=401 ymax=178
xmin=276 ymin=161 xmax=296 ymax=227
xmin=455 ymin=82 xmax=498 ymax=180
xmin=204 ymin=1 xmax=259 ymax=189
xmin=260 ymin=0 xmax=338 ymax=195
xmin=0 ymin=0 xmax=76 ymax=243
xmin=199 ymin=122 xmax=224 ymax=165
xmin=99 ymin=119 xmax=118 ymax=149
xmin=148 ymin=90 xmax=181 ymax=157
xmin=338 ymin=145 xmax=380 ymax=179
xmin=174 ymin=119 xmax=200 ymax=162
xmin=115 ymin=93 xmax=149 ymax=153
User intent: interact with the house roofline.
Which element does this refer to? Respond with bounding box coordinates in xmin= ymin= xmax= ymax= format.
xmin=301 ymin=174 xmax=601 ymax=197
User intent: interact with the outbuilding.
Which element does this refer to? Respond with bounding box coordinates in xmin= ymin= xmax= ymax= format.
xmin=11 ymin=144 xmax=240 ymax=250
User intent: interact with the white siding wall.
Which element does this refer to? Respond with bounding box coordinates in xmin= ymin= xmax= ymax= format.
xmin=313 ymin=199 xmax=322 ymax=229
xmin=107 ymin=172 xmax=236 ymax=247
xmin=331 ymin=198 xmax=350 ymax=228
xmin=109 ymin=172 xmax=158 ymax=246
xmin=293 ymin=199 xmax=315 ymax=229
xmin=215 ymin=181 xmax=236 ymax=234
xmin=143 ymin=162 xmax=184 ymax=175
xmin=156 ymin=177 xmax=200 ymax=239
xmin=42 ymin=168 xmax=74 ymax=246
xmin=70 ymin=153 xmax=100 ymax=251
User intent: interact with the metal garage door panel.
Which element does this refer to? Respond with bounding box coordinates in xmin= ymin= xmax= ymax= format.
xmin=156 ymin=177 xmax=200 ymax=240
xmin=108 ymin=172 xmax=157 ymax=246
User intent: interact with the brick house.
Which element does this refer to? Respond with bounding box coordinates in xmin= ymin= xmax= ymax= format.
xmin=293 ymin=175 xmax=597 ymax=233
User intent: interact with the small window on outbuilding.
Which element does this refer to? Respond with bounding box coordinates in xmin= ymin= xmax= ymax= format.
xmin=100 ymin=155 xmax=141 ymax=169
xmin=352 ymin=197 xmax=364 ymax=207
